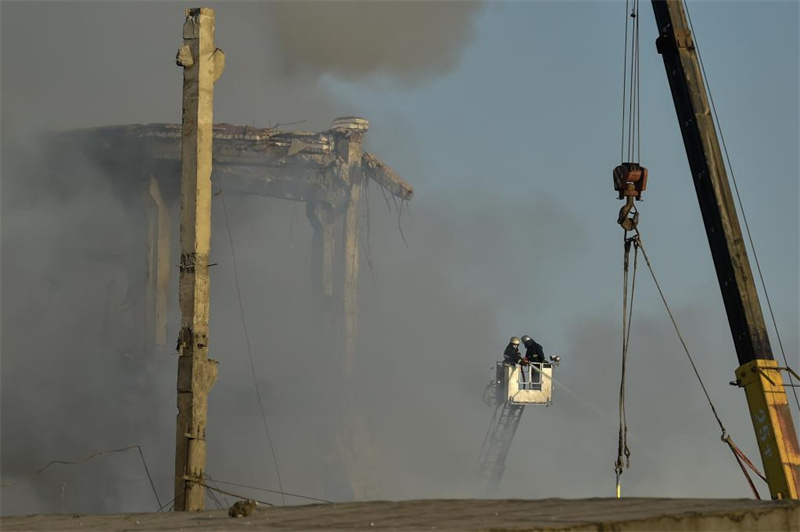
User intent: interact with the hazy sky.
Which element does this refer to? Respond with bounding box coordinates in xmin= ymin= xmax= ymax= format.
xmin=327 ymin=0 xmax=799 ymax=335
xmin=1 ymin=0 xmax=798 ymax=514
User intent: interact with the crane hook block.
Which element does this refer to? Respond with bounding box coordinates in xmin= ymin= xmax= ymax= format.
xmin=613 ymin=163 xmax=648 ymax=200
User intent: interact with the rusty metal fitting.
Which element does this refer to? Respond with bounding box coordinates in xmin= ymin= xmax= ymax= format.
xmin=613 ymin=163 xmax=648 ymax=200
xmin=618 ymin=201 xmax=639 ymax=231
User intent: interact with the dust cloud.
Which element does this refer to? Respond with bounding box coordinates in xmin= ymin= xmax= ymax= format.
xmin=0 ymin=0 xmax=777 ymax=518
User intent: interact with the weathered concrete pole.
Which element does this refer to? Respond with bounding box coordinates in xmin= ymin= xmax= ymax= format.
xmin=173 ymin=7 xmax=224 ymax=512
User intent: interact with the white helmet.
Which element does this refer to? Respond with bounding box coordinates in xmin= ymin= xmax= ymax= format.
xmin=510 ymin=337 xmax=521 ymax=346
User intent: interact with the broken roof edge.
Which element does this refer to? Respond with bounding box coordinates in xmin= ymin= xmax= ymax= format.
xmin=362 ymin=152 xmax=413 ymax=201
xmin=44 ymin=123 xmax=414 ymax=202
xmin=46 ymin=123 xmax=326 ymax=141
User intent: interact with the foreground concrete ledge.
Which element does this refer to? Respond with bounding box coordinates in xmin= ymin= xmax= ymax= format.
xmin=2 ymin=498 xmax=798 ymax=531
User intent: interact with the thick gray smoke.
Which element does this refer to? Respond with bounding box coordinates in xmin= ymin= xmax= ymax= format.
xmin=0 ymin=0 xmax=492 ymax=515
xmin=271 ymin=1 xmax=484 ymax=85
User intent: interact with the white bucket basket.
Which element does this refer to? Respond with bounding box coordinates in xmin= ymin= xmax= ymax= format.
xmin=501 ymin=362 xmax=554 ymax=406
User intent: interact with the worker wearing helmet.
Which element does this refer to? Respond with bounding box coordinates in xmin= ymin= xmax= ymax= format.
xmin=521 ymin=335 xmax=545 ymax=364
xmin=503 ymin=336 xmax=523 ymax=366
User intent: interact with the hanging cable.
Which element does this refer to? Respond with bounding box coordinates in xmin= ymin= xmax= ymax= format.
xmin=205 ymin=482 xmax=225 ymax=510
xmin=157 ymin=495 xmax=178 ymax=513
xmin=615 ymin=230 xmax=639 ymax=497
xmin=217 ymin=179 xmax=287 ymax=506
xmin=191 ymin=480 xmax=275 ymax=507
xmin=634 ymin=4 xmax=641 ymax=164
xmin=0 ymin=445 xmax=163 ymax=510
xmin=633 ymin=227 xmax=765 ymax=499
xmin=620 ymin=0 xmax=642 ymax=165
xmin=613 ymin=0 xmax=648 ymax=232
xmin=619 ymin=0 xmax=630 ymax=164
xmin=682 ymin=1 xmax=799 ymax=414
xmin=626 ymin=10 xmax=636 ymax=162
xmin=613 ymin=0 xmax=645 ymax=498
xmin=206 ymin=478 xmax=333 ymax=504
xmin=204 ymin=473 xmax=231 ymax=508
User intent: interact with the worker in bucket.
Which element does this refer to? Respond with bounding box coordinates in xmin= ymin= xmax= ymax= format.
xmin=503 ymin=336 xmax=523 ymax=366
xmin=521 ymin=335 xmax=545 ymax=364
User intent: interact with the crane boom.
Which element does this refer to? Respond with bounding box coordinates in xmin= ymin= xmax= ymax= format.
xmin=650 ymin=0 xmax=800 ymax=499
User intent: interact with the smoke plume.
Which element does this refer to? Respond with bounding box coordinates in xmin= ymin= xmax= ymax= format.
xmin=271 ymin=1 xmax=484 ymax=85
xmin=0 ymin=0 xmax=496 ymax=515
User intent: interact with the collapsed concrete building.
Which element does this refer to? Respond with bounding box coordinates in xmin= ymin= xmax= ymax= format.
xmin=46 ymin=118 xmax=413 ymax=499
xmin=48 ymin=118 xmax=411 ymax=356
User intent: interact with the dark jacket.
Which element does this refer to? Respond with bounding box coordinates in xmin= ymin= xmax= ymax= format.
xmin=503 ymin=343 xmax=521 ymax=365
xmin=524 ymin=338 xmax=545 ymax=363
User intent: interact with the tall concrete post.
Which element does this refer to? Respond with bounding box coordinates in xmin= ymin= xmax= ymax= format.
xmin=334 ymin=117 xmax=368 ymax=381
xmin=173 ymin=7 xmax=224 ymax=512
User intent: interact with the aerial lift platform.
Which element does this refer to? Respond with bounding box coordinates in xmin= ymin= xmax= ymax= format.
xmin=478 ymin=358 xmax=560 ymax=493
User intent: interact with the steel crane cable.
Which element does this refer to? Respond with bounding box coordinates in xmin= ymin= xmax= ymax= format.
xmin=615 ymin=226 xmax=639 ymax=498
xmin=614 ymin=0 xmax=769 ymax=499
xmin=619 ymin=0 xmax=642 ymax=165
xmin=682 ymin=0 xmax=799 ymax=414
xmin=618 ymin=0 xmax=630 ymax=164
xmin=632 ymin=226 xmax=766 ymax=499
xmin=614 ymin=0 xmax=642 ymax=499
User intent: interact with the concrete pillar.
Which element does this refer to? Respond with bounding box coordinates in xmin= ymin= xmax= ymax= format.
xmin=333 ymin=117 xmax=368 ymax=381
xmin=306 ymin=201 xmax=337 ymax=345
xmin=330 ymin=117 xmax=379 ymax=500
xmin=307 ymin=199 xmax=342 ymax=499
xmin=173 ymin=7 xmax=224 ymax=512
xmin=145 ymin=173 xmax=171 ymax=352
